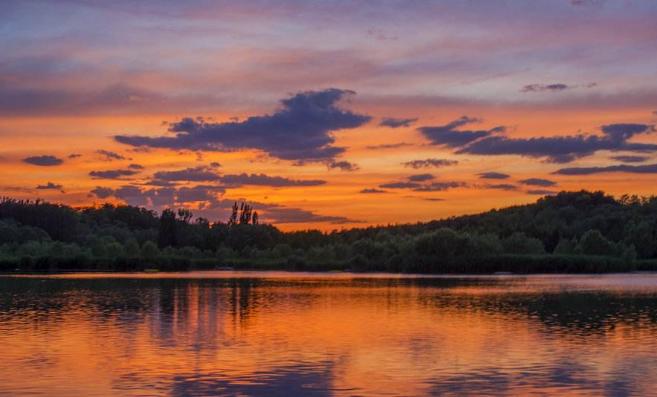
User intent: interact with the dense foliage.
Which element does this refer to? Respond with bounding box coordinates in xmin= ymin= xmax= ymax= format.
xmin=1 ymin=190 xmax=656 ymax=273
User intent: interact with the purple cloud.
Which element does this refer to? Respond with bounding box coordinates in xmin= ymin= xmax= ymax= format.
xmin=23 ymin=155 xmax=63 ymax=166
xmin=115 ymin=89 xmax=371 ymax=162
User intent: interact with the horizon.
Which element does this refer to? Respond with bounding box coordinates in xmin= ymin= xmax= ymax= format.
xmin=0 ymin=188 xmax=646 ymax=232
xmin=2 ymin=1 xmax=657 ymax=231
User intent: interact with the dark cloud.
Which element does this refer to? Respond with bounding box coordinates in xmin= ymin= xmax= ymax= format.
xmin=153 ymin=166 xmax=220 ymax=182
xmin=601 ymin=123 xmax=652 ymax=142
xmin=97 ymin=149 xmax=127 ymax=161
xmin=90 ymin=186 xmax=354 ymax=224
xmin=68 ymin=153 xmax=82 ymax=159
xmin=610 ymin=155 xmax=649 ymax=163
xmin=90 ymin=187 xmax=114 ymax=199
xmin=23 ymin=155 xmax=63 ymax=166
xmin=360 ymin=188 xmax=387 ymax=194
xmin=150 ymin=166 xmax=326 ymax=187
xmin=413 ymin=182 xmax=464 ymax=192
xmin=527 ymin=189 xmax=558 ymax=196
xmin=418 ymin=116 xmax=505 ymax=147
xmin=402 ymin=158 xmax=458 ymax=169
xmin=380 ymin=179 xmax=464 ymax=192
xmin=521 ymin=83 xmax=569 ymax=93
xmin=115 ymin=89 xmax=371 ymax=161
xmin=259 ymin=205 xmax=358 ymax=224
xmin=519 ymin=178 xmax=557 ymax=187
xmin=408 ymin=173 xmax=435 ymax=182
xmin=209 ymin=162 xmax=221 ymax=168
xmin=89 ymin=169 xmax=140 ymax=179
xmin=176 ymin=185 xmax=225 ymax=202
xmin=366 ymin=142 xmax=413 ymax=150
xmin=380 ymin=181 xmax=422 ymax=189
xmin=90 ymin=184 xmax=223 ymax=208
xmin=379 ymin=117 xmax=418 ymax=128
xmin=485 ymin=183 xmax=517 ymax=191
xmin=36 ymin=182 xmax=63 ymax=190
xmin=478 ymin=172 xmax=510 ymax=179
xmin=458 ymin=123 xmax=656 ymax=163
xmin=570 ymin=0 xmax=605 ymax=6
xmin=128 ymin=163 xmax=144 ymax=170
xmin=553 ymin=163 xmax=657 ymax=175
xmin=219 ymin=173 xmax=326 ymax=187
xmin=521 ymin=82 xmax=597 ymax=93
xmin=327 ymin=160 xmax=359 ymax=171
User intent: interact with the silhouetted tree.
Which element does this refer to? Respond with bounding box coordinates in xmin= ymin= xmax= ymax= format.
xmin=158 ymin=209 xmax=178 ymax=248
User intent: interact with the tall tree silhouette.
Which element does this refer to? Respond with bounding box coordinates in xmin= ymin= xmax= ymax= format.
xmin=158 ymin=209 xmax=178 ymax=248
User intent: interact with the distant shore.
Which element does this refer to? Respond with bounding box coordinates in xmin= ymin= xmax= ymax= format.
xmin=3 ymin=253 xmax=657 ymax=275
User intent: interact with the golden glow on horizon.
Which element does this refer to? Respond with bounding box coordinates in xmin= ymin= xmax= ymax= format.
xmin=2 ymin=106 xmax=657 ymax=231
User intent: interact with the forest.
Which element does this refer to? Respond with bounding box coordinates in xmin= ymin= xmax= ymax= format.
xmin=1 ymin=190 xmax=657 ymax=274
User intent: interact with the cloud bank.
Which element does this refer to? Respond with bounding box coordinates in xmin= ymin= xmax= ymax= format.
xmin=115 ymin=89 xmax=371 ymax=162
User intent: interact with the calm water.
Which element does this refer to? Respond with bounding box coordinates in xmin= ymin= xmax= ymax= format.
xmin=2 ymin=272 xmax=657 ymax=396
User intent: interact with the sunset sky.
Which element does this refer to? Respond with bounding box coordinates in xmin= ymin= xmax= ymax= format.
xmin=2 ymin=0 xmax=657 ymax=230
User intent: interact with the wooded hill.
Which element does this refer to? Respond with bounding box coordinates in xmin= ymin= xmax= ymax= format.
xmin=1 ymin=190 xmax=656 ymax=273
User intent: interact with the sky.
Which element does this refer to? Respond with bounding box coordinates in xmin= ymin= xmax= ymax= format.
xmin=2 ymin=0 xmax=657 ymax=230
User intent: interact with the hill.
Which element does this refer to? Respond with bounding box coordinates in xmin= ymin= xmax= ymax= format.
xmin=1 ymin=190 xmax=656 ymax=273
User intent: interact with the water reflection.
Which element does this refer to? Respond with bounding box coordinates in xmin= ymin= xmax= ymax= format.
xmin=1 ymin=273 xmax=657 ymax=396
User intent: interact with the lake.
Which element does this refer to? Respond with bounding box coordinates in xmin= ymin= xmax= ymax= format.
xmin=1 ymin=272 xmax=657 ymax=396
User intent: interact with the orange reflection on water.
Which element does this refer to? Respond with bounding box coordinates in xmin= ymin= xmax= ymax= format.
xmin=1 ymin=273 xmax=657 ymax=396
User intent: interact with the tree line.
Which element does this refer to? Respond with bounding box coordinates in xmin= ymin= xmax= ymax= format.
xmin=1 ymin=190 xmax=656 ymax=273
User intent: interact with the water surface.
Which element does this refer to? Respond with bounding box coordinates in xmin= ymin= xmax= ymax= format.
xmin=2 ymin=272 xmax=657 ymax=396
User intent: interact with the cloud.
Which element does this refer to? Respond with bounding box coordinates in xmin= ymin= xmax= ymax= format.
xmin=610 ymin=155 xmax=649 ymax=163
xmin=89 ymin=169 xmax=140 ymax=179
xmin=115 ymin=88 xmax=371 ymax=161
xmin=570 ymin=0 xmax=605 ymax=6
xmin=520 ymin=83 xmax=597 ymax=93
xmin=402 ymin=158 xmax=458 ymax=169
xmin=478 ymin=172 xmax=510 ymax=179
xmin=219 ymin=173 xmax=326 ymax=187
xmin=327 ymin=160 xmax=359 ymax=171
xmin=90 ymin=185 xmax=355 ymax=224
xmin=366 ymin=142 xmax=413 ymax=150
xmin=553 ymin=163 xmax=657 ymax=175
xmin=23 ymin=155 xmax=63 ymax=166
xmin=418 ymin=116 xmax=505 ymax=147
xmin=408 ymin=173 xmax=435 ymax=182
xmin=379 ymin=117 xmax=418 ymax=128
xmin=258 ymin=204 xmax=358 ymax=224
xmin=176 ymin=185 xmax=225 ymax=202
xmin=90 ymin=184 xmax=224 ymax=207
xmin=150 ymin=166 xmax=326 ymax=187
xmin=97 ymin=149 xmax=127 ymax=161
xmin=527 ymin=189 xmax=558 ymax=195
xmin=413 ymin=181 xmax=464 ymax=192
xmin=519 ymin=178 xmax=557 ymax=187
xmin=36 ymin=182 xmax=63 ymax=191
xmin=380 ymin=181 xmax=422 ymax=189
xmin=360 ymin=188 xmax=387 ymax=194
xmin=521 ymin=83 xmax=569 ymax=93
xmin=209 ymin=162 xmax=221 ymax=168
xmin=128 ymin=163 xmax=144 ymax=169
xmin=152 ymin=166 xmax=220 ymax=182
xmin=485 ymin=183 xmax=517 ymax=191
xmin=380 ymin=179 xmax=464 ymax=192
xmin=68 ymin=153 xmax=82 ymax=159
xmin=90 ymin=187 xmax=115 ymax=199
xmin=457 ymin=123 xmax=657 ymax=163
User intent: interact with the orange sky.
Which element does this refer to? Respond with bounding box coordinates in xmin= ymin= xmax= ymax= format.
xmin=2 ymin=1 xmax=657 ymax=230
